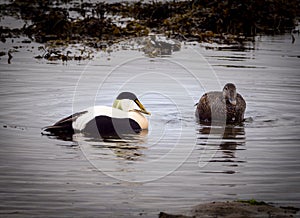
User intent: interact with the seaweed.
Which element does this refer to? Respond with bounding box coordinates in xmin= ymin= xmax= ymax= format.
xmin=236 ymin=199 xmax=268 ymax=205
xmin=1 ymin=0 xmax=299 ymax=45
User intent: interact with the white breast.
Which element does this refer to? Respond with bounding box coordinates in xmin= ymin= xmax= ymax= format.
xmin=72 ymin=106 xmax=148 ymax=131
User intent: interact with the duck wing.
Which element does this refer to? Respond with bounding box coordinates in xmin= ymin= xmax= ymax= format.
xmin=42 ymin=111 xmax=88 ymax=134
xmin=196 ymin=92 xmax=224 ymax=121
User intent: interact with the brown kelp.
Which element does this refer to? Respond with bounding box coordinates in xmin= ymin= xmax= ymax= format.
xmin=1 ymin=0 xmax=299 ymax=45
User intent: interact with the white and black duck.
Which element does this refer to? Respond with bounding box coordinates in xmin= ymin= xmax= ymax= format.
xmin=195 ymin=83 xmax=246 ymax=124
xmin=43 ymin=92 xmax=151 ymax=137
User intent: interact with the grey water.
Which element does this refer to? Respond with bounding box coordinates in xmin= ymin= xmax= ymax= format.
xmin=0 ymin=32 xmax=300 ymax=217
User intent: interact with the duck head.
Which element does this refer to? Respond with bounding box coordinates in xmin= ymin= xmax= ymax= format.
xmin=113 ymin=92 xmax=151 ymax=115
xmin=223 ymin=83 xmax=237 ymax=106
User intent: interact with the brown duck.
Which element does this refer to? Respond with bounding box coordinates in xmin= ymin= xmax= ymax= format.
xmin=195 ymin=83 xmax=246 ymax=124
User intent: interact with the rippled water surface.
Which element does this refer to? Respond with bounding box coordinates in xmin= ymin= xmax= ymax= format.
xmin=0 ymin=33 xmax=300 ymax=217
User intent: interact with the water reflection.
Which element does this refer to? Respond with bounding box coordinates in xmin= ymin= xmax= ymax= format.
xmin=77 ymin=130 xmax=148 ymax=161
xmin=44 ymin=129 xmax=148 ymax=160
xmin=197 ymin=124 xmax=246 ymax=173
xmin=44 ymin=132 xmax=74 ymax=142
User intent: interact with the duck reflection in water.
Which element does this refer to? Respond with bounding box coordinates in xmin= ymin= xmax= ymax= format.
xmin=45 ymin=129 xmax=148 ymax=161
xmin=199 ymin=125 xmax=245 ymax=155
xmin=198 ymin=124 xmax=246 ymax=173
xmin=76 ymin=130 xmax=148 ymax=161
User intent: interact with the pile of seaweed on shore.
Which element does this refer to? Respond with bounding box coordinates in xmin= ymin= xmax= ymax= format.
xmin=1 ymin=0 xmax=299 ymax=48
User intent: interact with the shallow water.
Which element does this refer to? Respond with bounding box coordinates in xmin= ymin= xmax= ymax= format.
xmin=0 ymin=32 xmax=300 ymax=217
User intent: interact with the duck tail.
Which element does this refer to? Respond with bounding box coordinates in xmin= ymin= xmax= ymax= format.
xmin=42 ymin=124 xmax=74 ymax=135
xmin=42 ymin=111 xmax=87 ymax=136
xmin=43 ymin=125 xmax=63 ymax=131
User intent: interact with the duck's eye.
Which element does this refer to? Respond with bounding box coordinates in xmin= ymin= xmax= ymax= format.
xmin=224 ymin=87 xmax=228 ymax=90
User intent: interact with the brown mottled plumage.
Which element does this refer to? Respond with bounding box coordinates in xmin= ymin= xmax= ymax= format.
xmin=195 ymin=83 xmax=246 ymax=124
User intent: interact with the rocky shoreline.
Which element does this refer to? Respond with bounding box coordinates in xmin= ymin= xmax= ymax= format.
xmin=1 ymin=0 xmax=299 ymax=46
xmin=1 ymin=0 xmax=299 ymax=62
xmin=159 ymin=200 xmax=299 ymax=218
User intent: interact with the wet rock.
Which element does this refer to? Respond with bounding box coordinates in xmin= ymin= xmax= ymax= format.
xmin=1 ymin=0 xmax=299 ymax=62
xmin=8 ymin=51 xmax=13 ymax=64
xmin=159 ymin=201 xmax=300 ymax=218
xmin=2 ymin=0 xmax=299 ymax=45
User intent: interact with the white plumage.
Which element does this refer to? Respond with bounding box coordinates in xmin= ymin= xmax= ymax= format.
xmin=72 ymin=106 xmax=149 ymax=131
xmin=43 ymin=92 xmax=151 ymax=137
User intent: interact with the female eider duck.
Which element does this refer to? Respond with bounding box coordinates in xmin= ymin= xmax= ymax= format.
xmin=195 ymin=83 xmax=246 ymax=124
xmin=43 ymin=92 xmax=151 ymax=137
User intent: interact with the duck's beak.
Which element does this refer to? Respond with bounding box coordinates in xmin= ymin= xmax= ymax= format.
xmin=134 ymin=99 xmax=151 ymax=115
xmin=229 ymin=98 xmax=237 ymax=106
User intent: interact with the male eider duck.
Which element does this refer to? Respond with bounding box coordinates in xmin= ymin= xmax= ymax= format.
xmin=195 ymin=83 xmax=246 ymax=124
xmin=43 ymin=92 xmax=151 ymax=137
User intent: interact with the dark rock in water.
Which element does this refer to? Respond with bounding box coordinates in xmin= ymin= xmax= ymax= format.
xmin=159 ymin=201 xmax=300 ymax=218
xmin=21 ymin=39 xmax=31 ymax=43
xmin=8 ymin=51 xmax=13 ymax=64
xmin=159 ymin=212 xmax=191 ymax=218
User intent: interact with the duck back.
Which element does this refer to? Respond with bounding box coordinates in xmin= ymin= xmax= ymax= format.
xmin=196 ymin=91 xmax=246 ymax=124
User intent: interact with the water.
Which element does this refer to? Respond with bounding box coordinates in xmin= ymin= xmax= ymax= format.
xmin=0 ymin=33 xmax=300 ymax=217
